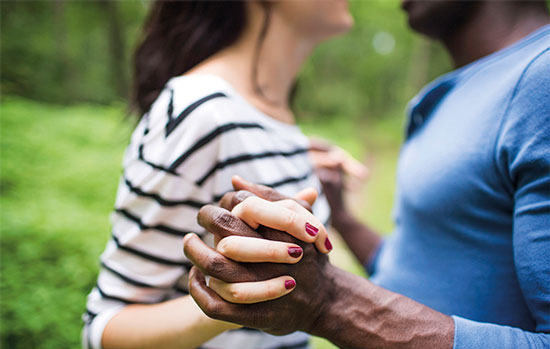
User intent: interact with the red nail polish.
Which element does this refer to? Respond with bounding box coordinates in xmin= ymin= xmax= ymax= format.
xmin=285 ymin=280 xmax=296 ymax=290
xmin=288 ymin=247 xmax=303 ymax=258
xmin=324 ymin=237 xmax=333 ymax=251
xmin=305 ymin=222 xmax=318 ymax=236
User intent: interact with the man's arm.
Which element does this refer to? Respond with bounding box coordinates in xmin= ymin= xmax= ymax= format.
xmin=185 ymin=196 xmax=454 ymax=348
xmin=313 ymin=265 xmax=454 ymax=349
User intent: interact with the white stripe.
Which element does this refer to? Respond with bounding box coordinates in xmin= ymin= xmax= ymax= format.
xmin=97 ymin=271 xmax=166 ymax=303
xmin=101 ymin=240 xmax=185 ymax=285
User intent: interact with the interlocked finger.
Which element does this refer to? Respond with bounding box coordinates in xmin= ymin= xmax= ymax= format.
xmin=217 ymin=236 xmax=304 ymax=263
xmin=197 ymin=205 xmax=262 ymax=240
xmin=188 ymin=267 xmax=250 ymax=324
xmin=209 ymin=275 xmax=296 ymax=304
xmin=232 ymin=196 xmax=332 ymax=253
xmin=219 ymin=190 xmax=255 ymax=211
xmin=184 ymin=233 xmax=261 ymax=283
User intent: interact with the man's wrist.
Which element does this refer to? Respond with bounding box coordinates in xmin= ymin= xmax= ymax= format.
xmin=309 ymin=265 xmax=372 ymax=344
xmin=308 ymin=266 xmax=454 ymax=349
xmin=309 ymin=264 xmax=347 ymax=337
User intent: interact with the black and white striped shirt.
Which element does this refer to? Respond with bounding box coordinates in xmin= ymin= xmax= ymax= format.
xmin=83 ymin=74 xmax=330 ymax=349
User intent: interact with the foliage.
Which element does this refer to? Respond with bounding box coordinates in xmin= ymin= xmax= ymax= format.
xmin=1 ymin=0 xmax=451 ymax=119
xmin=1 ymin=98 xmax=132 ymax=348
xmin=1 ymin=1 xmax=145 ymax=104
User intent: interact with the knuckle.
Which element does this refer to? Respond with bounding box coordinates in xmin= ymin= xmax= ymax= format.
xmin=264 ymin=187 xmax=283 ymax=201
xmin=197 ymin=205 xmax=213 ymax=226
xmin=205 ymin=301 xmax=222 ymax=317
xmin=235 ymin=190 xmax=253 ymax=205
xmin=207 ymin=254 xmax=228 ymax=276
xmin=284 ymin=210 xmax=298 ymax=228
xmin=219 ymin=192 xmax=234 ymax=208
xmin=265 ymin=245 xmax=278 ymax=260
xmin=279 ymin=199 xmax=296 ymax=210
xmin=211 ymin=210 xmax=235 ymax=229
xmin=230 ymin=287 xmax=245 ymax=303
xmin=288 ymin=199 xmax=302 ymax=211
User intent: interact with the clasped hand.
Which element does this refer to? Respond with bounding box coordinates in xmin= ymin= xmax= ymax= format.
xmin=183 ymin=176 xmax=338 ymax=335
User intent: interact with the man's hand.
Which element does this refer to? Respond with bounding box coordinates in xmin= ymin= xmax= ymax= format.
xmin=184 ymin=202 xmax=338 ymax=335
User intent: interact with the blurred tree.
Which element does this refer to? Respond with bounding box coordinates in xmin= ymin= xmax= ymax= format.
xmin=0 ymin=0 xmax=450 ymax=117
xmin=0 ymin=0 xmax=146 ymax=104
xmin=97 ymin=0 xmax=127 ymax=98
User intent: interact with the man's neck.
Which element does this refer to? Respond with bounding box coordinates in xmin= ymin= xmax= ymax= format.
xmin=443 ymin=3 xmax=549 ymax=68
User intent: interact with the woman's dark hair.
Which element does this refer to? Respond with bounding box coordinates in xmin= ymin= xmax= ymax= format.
xmin=132 ymin=1 xmax=249 ymax=116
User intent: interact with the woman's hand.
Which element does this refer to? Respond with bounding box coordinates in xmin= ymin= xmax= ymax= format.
xmin=309 ymin=137 xmax=368 ymax=181
xmin=184 ymin=191 xmax=332 ymax=306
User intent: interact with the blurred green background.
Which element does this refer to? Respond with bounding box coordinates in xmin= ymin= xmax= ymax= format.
xmin=1 ymin=1 xmax=452 ymax=348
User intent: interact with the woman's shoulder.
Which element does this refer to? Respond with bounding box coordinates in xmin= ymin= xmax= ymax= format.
xmin=147 ymin=74 xmax=263 ymax=132
xmin=133 ymin=75 xmax=270 ymax=181
xmin=168 ymin=74 xmax=232 ymax=111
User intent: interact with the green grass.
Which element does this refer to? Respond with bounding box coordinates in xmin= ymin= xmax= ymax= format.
xmin=1 ymin=98 xmax=402 ymax=348
xmin=1 ymin=98 xmax=132 ymax=348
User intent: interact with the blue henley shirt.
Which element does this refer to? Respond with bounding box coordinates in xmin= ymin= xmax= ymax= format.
xmin=369 ymin=25 xmax=550 ymax=348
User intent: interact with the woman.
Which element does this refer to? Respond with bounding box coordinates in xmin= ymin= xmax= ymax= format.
xmin=83 ymin=1 xmax=354 ymax=348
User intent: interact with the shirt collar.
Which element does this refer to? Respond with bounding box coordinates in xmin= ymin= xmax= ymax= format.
xmin=405 ymin=24 xmax=550 ymax=139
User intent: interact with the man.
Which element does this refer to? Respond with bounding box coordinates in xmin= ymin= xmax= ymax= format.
xmin=184 ymin=1 xmax=550 ymax=348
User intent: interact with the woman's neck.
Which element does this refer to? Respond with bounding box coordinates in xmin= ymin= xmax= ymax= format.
xmin=188 ymin=4 xmax=317 ymax=124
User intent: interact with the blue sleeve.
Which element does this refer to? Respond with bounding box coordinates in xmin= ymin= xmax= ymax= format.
xmin=364 ymin=239 xmax=384 ymax=276
xmin=453 ymin=49 xmax=550 ymax=348
xmin=453 ymin=316 xmax=550 ymax=349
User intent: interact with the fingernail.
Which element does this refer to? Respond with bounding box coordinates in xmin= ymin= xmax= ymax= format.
xmin=324 ymin=237 xmax=333 ymax=251
xmin=285 ymin=279 xmax=296 ymax=290
xmin=288 ymin=246 xmax=303 ymax=258
xmin=305 ymin=222 xmax=318 ymax=236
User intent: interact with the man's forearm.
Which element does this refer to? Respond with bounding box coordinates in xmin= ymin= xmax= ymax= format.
xmin=312 ymin=265 xmax=454 ymax=349
xmin=332 ymin=210 xmax=382 ymax=266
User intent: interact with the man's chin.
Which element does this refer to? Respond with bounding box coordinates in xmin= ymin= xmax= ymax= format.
xmin=401 ymin=0 xmax=413 ymax=12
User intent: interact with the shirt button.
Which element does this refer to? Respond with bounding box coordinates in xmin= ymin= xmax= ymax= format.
xmin=413 ymin=112 xmax=423 ymax=125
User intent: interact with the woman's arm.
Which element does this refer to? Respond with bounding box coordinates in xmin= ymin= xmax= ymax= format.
xmin=101 ymin=296 xmax=239 ymax=349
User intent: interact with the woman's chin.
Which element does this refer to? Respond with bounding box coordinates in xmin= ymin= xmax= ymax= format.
xmin=320 ymin=18 xmax=355 ymax=42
